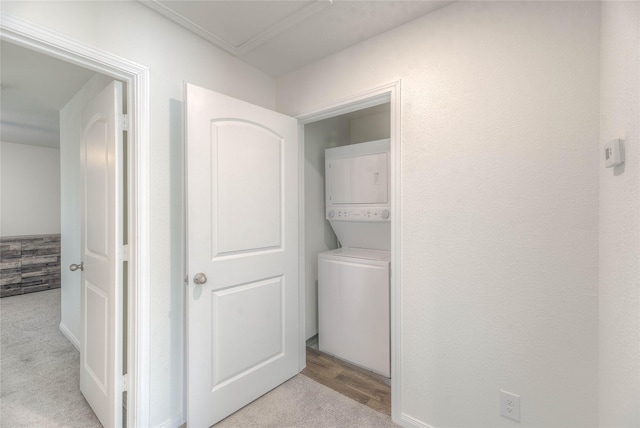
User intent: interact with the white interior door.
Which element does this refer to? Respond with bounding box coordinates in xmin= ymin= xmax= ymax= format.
xmin=79 ymin=80 xmax=124 ymax=428
xmin=186 ymin=83 xmax=299 ymax=427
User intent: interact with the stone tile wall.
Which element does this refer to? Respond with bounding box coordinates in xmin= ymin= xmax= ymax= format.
xmin=0 ymin=234 xmax=61 ymax=298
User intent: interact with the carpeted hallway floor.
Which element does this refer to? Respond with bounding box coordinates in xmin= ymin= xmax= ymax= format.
xmin=216 ymin=374 xmax=395 ymax=427
xmin=0 ymin=289 xmax=101 ymax=427
xmin=1 ymin=289 xmax=396 ymax=428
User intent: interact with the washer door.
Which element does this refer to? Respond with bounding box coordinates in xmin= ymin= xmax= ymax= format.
xmin=318 ymin=256 xmax=390 ymax=377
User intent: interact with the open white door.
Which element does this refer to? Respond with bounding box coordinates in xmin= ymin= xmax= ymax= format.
xmin=79 ymin=80 xmax=124 ymax=427
xmin=186 ymin=83 xmax=299 ymax=427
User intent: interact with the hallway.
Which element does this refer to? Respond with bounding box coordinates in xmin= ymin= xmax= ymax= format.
xmin=0 ymin=289 xmax=101 ymax=427
xmin=1 ymin=289 xmax=396 ymax=428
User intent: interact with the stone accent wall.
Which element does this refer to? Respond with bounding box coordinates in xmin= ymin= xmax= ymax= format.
xmin=0 ymin=234 xmax=61 ymax=298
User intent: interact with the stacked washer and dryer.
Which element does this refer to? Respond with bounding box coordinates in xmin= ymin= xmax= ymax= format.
xmin=318 ymin=138 xmax=391 ymax=378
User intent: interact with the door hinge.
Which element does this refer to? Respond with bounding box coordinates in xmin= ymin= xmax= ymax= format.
xmin=122 ymin=374 xmax=128 ymax=392
xmin=120 ymin=114 xmax=129 ymax=132
xmin=184 ymin=274 xmax=189 ymax=285
xmin=121 ymin=244 xmax=130 ymax=262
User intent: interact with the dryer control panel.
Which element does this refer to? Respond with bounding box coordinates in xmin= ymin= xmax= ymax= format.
xmin=327 ymin=207 xmax=390 ymax=221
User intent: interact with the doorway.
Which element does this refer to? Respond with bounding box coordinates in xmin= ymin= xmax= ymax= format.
xmin=1 ymin=39 xmax=128 ymax=427
xmin=1 ymin=15 xmax=150 ymax=428
xmin=296 ymin=82 xmax=402 ymax=421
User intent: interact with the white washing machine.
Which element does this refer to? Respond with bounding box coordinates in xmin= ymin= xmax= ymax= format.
xmin=318 ymin=248 xmax=390 ymax=377
xmin=318 ymin=138 xmax=391 ymax=377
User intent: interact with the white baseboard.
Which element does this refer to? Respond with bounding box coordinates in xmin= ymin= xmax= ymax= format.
xmin=305 ymin=330 xmax=318 ymax=340
xmin=59 ymin=322 xmax=80 ymax=351
xmin=400 ymin=413 xmax=435 ymax=428
xmin=156 ymin=414 xmax=185 ymax=428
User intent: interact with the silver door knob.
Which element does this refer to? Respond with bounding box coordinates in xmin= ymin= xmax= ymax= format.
xmin=193 ymin=273 xmax=207 ymax=285
xmin=69 ymin=262 xmax=84 ymax=272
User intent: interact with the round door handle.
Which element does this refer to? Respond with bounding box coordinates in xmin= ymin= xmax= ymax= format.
xmin=69 ymin=262 xmax=84 ymax=272
xmin=193 ymin=272 xmax=207 ymax=285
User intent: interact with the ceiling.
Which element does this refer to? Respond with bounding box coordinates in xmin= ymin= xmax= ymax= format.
xmin=143 ymin=0 xmax=453 ymax=77
xmin=1 ymin=1 xmax=452 ymax=148
xmin=1 ymin=41 xmax=96 ymax=148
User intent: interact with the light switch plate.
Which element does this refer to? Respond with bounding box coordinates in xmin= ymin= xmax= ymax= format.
xmin=605 ymin=139 xmax=624 ymax=168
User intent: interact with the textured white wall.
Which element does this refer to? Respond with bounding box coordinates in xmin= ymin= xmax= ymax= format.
xmin=0 ymin=142 xmax=60 ymax=237
xmin=1 ymin=2 xmax=276 ymax=426
xmin=279 ymin=2 xmax=600 ymax=427
xmin=59 ymin=73 xmax=112 ymax=349
xmin=599 ymin=2 xmax=640 ymax=426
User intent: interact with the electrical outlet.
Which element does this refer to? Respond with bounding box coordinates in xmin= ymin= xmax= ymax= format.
xmin=500 ymin=390 xmax=520 ymax=422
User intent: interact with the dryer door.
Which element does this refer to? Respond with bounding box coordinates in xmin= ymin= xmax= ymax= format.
xmin=327 ymin=152 xmax=388 ymax=205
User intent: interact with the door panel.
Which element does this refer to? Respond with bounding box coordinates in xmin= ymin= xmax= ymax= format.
xmin=80 ymin=80 xmax=123 ymax=428
xmin=328 ymin=153 xmax=388 ymax=204
xmin=210 ymin=276 xmax=284 ymax=388
xmin=211 ymin=120 xmax=283 ymax=256
xmin=85 ymin=118 xmax=110 ymax=258
xmin=84 ymin=282 xmax=108 ymax=391
xmin=186 ymin=83 xmax=299 ymax=427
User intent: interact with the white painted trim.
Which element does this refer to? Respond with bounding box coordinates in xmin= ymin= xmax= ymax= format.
xmin=388 ymin=81 xmax=403 ymax=427
xmin=236 ymin=0 xmax=331 ymax=56
xmin=156 ymin=414 xmax=185 ymax=428
xmin=142 ymin=0 xmax=331 ymax=57
xmin=294 ymin=86 xmax=393 ymax=124
xmin=142 ymin=0 xmax=237 ymax=55
xmin=294 ymin=81 xmax=402 ymax=423
xmin=401 ymin=413 xmax=435 ymax=428
xmin=297 ymin=121 xmax=308 ymax=372
xmin=59 ymin=322 xmax=80 ymax=351
xmin=0 ymin=14 xmax=151 ymax=428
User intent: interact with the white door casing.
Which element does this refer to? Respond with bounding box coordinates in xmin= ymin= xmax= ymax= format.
xmin=80 ymin=80 xmax=124 ymax=428
xmin=186 ymin=83 xmax=299 ymax=427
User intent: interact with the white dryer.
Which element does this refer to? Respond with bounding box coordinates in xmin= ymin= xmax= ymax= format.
xmin=324 ymin=138 xmax=391 ymax=251
xmin=318 ymin=139 xmax=391 ymax=377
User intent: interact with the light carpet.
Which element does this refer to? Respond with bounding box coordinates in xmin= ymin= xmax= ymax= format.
xmin=215 ymin=374 xmax=396 ymax=428
xmin=1 ymin=289 xmax=396 ymax=428
xmin=0 ymin=289 xmax=101 ymax=428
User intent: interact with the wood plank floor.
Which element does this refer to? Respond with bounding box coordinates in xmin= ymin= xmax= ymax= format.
xmin=301 ymin=347 xmax=391 ymax=416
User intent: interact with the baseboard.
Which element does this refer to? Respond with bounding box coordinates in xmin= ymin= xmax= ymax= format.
xmin=156 ymin=414 xmax=185 ymax=428
xmin=59 ymin=322 xmax=80 ymax=351
xmin=400 ymin=413 xmax=435 ymax=428
xmin=305 ymin=329 xmax=318 ymax=340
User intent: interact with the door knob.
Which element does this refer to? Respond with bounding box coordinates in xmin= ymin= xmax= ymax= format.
xmin=69 ymin=262 xmax=84 ymax=272
xmin=193 ymin=272 xmax=207 ymax=285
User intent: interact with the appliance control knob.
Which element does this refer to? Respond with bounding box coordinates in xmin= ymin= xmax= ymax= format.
xmin=381 ymin=209 xmax=390 ymax=220
xmin=328 ymin=210 xmax=335 ymax=218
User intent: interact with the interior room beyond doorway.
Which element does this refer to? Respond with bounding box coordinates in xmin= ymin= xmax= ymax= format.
xmin=303 ymin=102 xmax=391 ymax=341
xmin=301 ymin=101 xmax=392 ymax=415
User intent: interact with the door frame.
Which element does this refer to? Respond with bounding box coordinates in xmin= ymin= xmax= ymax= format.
xmin=294 ymin=81 xmax=403 ymax=424
xmin=0 ymin=14 xmax=151 ymax=428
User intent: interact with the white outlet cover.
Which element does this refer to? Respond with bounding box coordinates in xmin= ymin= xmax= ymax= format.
xmin=500 ymin=390 xmax=520 ymax=422
xmin=604 ymin=138 xmax=624 ymax=168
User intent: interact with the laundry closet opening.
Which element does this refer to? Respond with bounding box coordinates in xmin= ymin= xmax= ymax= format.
xmin=301 ymin=101 xmax=393 ymax=413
